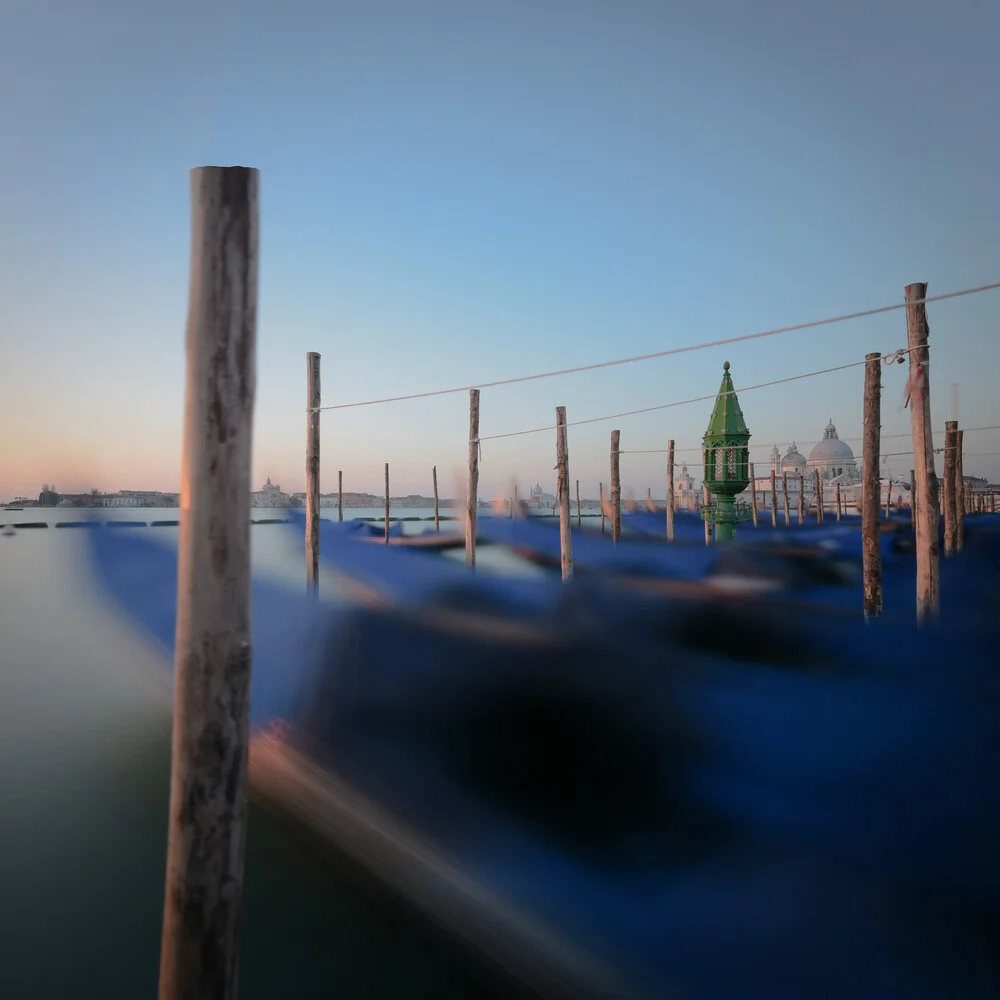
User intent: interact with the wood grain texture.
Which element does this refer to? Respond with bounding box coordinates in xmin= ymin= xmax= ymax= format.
xmin=862 ymin=352 xmax=883 ymax=620
xmin=306 ymin=352 xmax=321 ymax=594
xmin=905 ymin=282 xmax=940 ymax=623
xmin=610 ymin=431 xmax=621 ymax=543
xmin=556 ymin=406 xmax=573 ymax=581
xmin=466 ymin=390 xmax=480 ymax=568
xmin=666 ymin=441 xmax=675 ymax=540
xmin=161 ymin=165 xmax=259 ymax=1000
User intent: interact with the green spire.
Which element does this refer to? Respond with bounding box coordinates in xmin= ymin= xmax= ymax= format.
xmin=705 ymin=361 xmax=750 ymax=440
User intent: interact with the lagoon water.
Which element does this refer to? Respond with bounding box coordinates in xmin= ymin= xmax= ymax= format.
xmin=0 ymin=507 xmax=541 ymax=998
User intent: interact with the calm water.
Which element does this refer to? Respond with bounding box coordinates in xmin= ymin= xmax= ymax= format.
xmin=0 ymin=509 xmax=541 ymax=998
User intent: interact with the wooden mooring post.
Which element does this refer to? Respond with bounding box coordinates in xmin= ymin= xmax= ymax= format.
xmin=306 ymin=351 xmax=321 ymax=595
xmin=955 ymin=428 xmax=965 ymax=552
xmin=666 ymin=440 xmax=675 ymax=540
xmin=798 ymin=475 xmax=805 ymax=524
xmin=432 ymin=466 xmax=439 ymax=530
xmin=836 ymin=483 xmax=842 ymax=521
xmin=782 ymin=472 xmax=791 ymax=526
xmin=556 ymin=406 xmax=573 ymax=581
xmin=384 ymin=464 xmax=390 ymax=543
xmin=337 ymin=470 xmax=343 ymax=523
xmin=943 ymin=421 xmax=957 ymax=556
xmin=813 ymin=469 xmax=823 ymax=523
xmin=905 ymin=282 xmax=940 ymax=623
xmin=862 ymin=352 xmax=883 ymax=619
xmin=466 ymin=389 xmax=480 ymax=568
xmin=769 ymin=468 xmax=777 ymax=527
xmin=748 ymin=462 xmax=758 ymax=527
xmin=160 ymin=165 xmax=259 ymax=1000
xmin=910 ymin=468 xmax=916 ymax=532
xmin=610 ymin=431 xmax=621 ymax=543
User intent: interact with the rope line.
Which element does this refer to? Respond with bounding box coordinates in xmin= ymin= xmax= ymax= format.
xmin=479 ymin=359 xmax=878 ymax=442
xmin=617 ymin=424 xmax=1000 ymax=457
xmin=311 ymin=282 xmax=1000 ymax=413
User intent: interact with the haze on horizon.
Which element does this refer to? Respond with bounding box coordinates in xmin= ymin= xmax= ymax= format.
xmin=1 ymin=0 xmax=998 ymax=503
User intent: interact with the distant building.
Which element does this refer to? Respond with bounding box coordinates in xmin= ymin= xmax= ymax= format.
xmin=102 ymin=495 xmax=143 ymax=507
xmin=251 ymin=477 xmax=290 ymax=508
xmin=673 ymin=462 xmax=696 ymax=507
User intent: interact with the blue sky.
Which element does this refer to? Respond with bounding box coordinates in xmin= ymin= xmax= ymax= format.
xmin=1 ymin=0 xmax=998 ymax=500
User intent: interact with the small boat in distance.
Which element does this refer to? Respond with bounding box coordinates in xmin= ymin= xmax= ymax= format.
xmin=2 ymin=505 xmax=24 ymax=511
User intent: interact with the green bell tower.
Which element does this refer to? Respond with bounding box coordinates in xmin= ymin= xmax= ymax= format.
xmin=702 ymin=361 xmax=753 ymax=542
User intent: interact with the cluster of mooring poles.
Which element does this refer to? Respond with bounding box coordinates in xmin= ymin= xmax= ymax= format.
xmin=168 ymin=163 xmax=957 ymax=1000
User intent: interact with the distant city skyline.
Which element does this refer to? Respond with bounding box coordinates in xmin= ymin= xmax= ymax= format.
xmin=2 ymin=0 xmax=998 ymax=498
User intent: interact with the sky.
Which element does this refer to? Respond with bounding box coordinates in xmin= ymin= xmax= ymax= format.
xmin=1 ymin=0 xmax=998 ymax=502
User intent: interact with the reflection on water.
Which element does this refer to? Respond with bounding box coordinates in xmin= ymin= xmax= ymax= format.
xmin=0 ymin=515 xmax=530 ymax=998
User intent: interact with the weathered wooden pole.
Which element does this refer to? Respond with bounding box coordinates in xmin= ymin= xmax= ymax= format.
xmin=556 ymin=406 xmax=573 ymax=581
xmin=384 ymin=464 xmax=390 ymax=542
xmin=955 ymin=428 xmax=965 ymax=552
xmin=576 ymin=479 xmax=581 ymax=528
xmin=610 ymin=431 xmax=621 ymax=543
xmin=666 ymin=440 xmax=675 ymax=540
xmin=910 ymin=468 xmax=916 ymax=532
xmin=798 ymin=475 xmax=805 ymax=524
xmin=337 ymin=470 xmax=343 ymax=522
xmin=836 ymin=483 xmax=842 ymax=521
xmin=782 ymin=472 xmax=791 ymax=526
xmin=748 ymin=462 xmax=758 ymax=527
xmin=599 ymin=482 xmax=606 ymax=534
xmin=432 ymin=466 xmax=439 ymax=531
xmin=862 ymin=352 xmax=883 ymax=620
xmin=943 ymin=421 xmax=957 ymax=556
xmin=703 ymin=485 xmax=712 ymax=545
xmin=813 ymin=469 xmax=823 ymax=523
xmin=769 ymin=469 xmax=777 ymax=527
xmin=305 ymin=352 xmax=321 ymax=595
xmin=905 ymin=282 xmax=940 ymax=623
xmin=466 ymin=389 xmax=481 ymax=568
xmin=160 ymin=165 xmax=258 ymax=1000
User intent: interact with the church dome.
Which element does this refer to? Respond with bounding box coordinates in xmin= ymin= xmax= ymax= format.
xmin=808 ymin=420 xmax=855 ymax=464
xmin=782 ymin=442 xmax=807 ymax=470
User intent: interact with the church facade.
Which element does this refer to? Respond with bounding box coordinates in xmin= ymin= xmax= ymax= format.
xmin=748 ymin=419 xmax=909 ymax=511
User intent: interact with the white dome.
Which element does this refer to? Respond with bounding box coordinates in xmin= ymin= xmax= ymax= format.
xmin=808 ymin=420 xmax=855 ymax=464
xmin=782 ymin=442 xmax=807 ymax=469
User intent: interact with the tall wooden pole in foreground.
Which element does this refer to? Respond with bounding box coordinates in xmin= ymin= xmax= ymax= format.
xmin=305 ymin=352 xmax=320 ymax=595
xmin=666 ymin=440 xmax=675 ymax=541
xmin=782 ymin=472 xmax=791 ymax=526
xmin=955 ymin=430 xmax=960 ymax=552
xmin=466 ymin=389 xmax=480 ymax=567
xmin=432 ymin=466 xmax=439 ymax=531
xmin=905 ymin=282 xmax=940 ymax=623
xmin=161 ymin=165 xmax=258 ymax=1000
xmin=955 ymin=429 xmax=965 ymax=552
xmin=610 ymin=430 xmax=621 ymax=543
xmin=384 ymin=464 xmax=390 ymax=543
xmin=769 ymin=469 xmax=777 ymax=527
xmin=862 ymin=352 xmax=883 ymax=620
xmin=943 ymin=421 xmax=958 ymax=556
xmin=556 ymin=407 xmax=574 ymax=581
